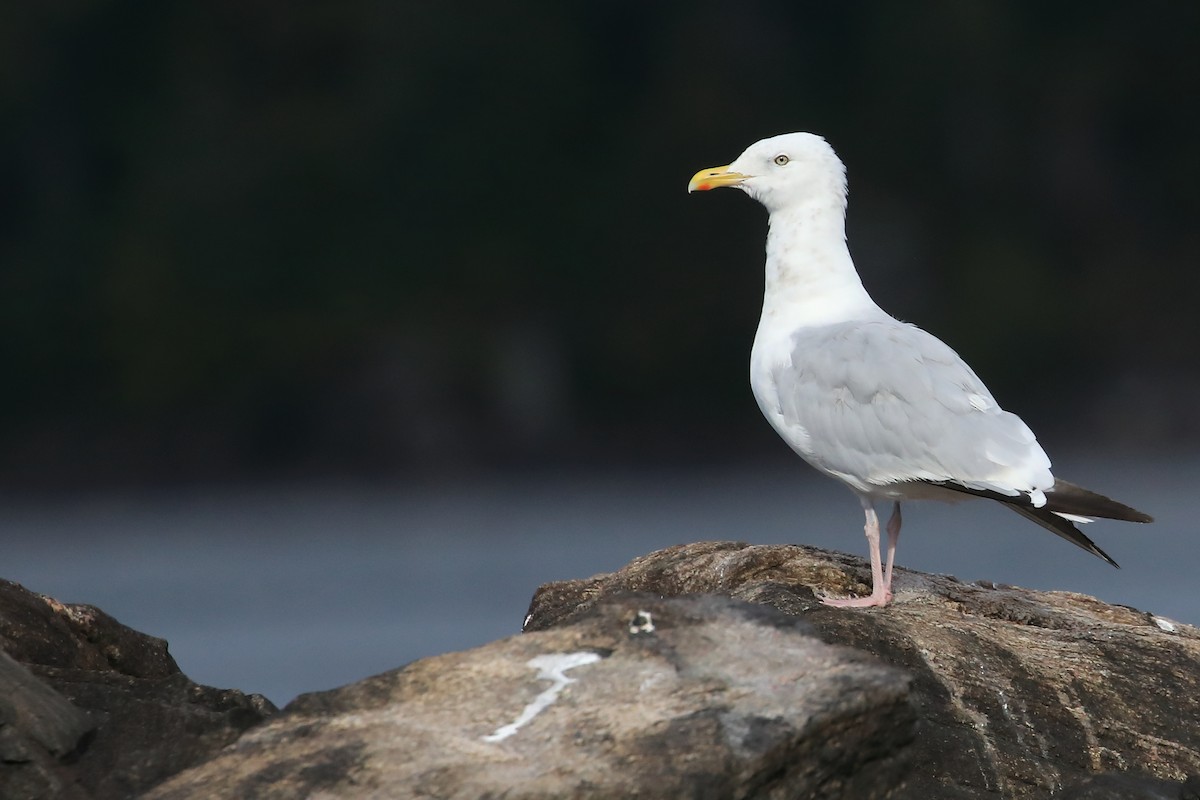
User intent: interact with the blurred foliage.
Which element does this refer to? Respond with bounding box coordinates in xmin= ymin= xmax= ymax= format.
xmin=1 ymin=1 xmax=1197 ymax=485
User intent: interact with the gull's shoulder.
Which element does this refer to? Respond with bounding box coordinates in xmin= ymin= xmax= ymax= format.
xmin=764 ymin=315 xmax=1000 ymax=411
xmin=759 ymin=311 xmax=966 ymax=365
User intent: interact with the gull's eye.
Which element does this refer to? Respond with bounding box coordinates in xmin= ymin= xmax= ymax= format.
xmin=773 ymin=154 xmax=790 ymax=166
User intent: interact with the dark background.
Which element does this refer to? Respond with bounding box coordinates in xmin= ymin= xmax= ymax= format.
xmin=4 ymin=1 xmax=1197 ymax=489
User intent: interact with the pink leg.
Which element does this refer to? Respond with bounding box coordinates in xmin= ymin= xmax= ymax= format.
xmin=822 ymin=499 xmax=892 ymax=608
xmin=883 ymin=502 xmax=901 ymax=595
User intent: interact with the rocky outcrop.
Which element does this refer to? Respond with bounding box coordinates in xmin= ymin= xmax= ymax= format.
xmin=0 ymin=579 xmax=277 ymax=800
xmin=525 ymin=541 xmax=1200 ymax=799
xmin=6 ymin=542 xmax=1200 ymax=799
xmin=142 ymin=593 xmax=916 ymax=799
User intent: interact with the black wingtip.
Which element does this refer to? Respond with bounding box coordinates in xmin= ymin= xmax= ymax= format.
xmin=1045 ymin=479 xmax=1152 ymax=524
xmin=916 ymin=478 xmax=1143 ymax=567
xmin=922 ymin=478 xmax=1151 ymax=524
xmin=1006 ymin=504 xmax=1121 ymax=568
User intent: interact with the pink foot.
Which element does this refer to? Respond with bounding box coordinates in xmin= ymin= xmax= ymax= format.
xmin=820 ymin=590 xmax=892 ymax=608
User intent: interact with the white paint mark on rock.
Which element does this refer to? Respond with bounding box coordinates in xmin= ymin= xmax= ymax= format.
xmin=1153 ymin=616 xmax=1177 ymax=633
xmin=482 ymin=651 xmax=601 ymax=743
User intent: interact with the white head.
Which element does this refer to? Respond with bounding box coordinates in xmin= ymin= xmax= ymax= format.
xmin=688 ymin=132 xmax=848 ymax=216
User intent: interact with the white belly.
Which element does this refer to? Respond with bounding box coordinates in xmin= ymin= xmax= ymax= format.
xmin=750 ymin=328 xmax=820 ymax=470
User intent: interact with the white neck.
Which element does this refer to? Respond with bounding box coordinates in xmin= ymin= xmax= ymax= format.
xmin=758 ymin=202 xmax=881 ymax=328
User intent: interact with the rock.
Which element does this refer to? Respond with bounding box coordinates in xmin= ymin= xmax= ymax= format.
xmin=0 ymin=650 xmax=94 ymax=800
xmin=142 ymin=594 xmax=917 ymax=799
xmin=0 ymin=579 xmax=277 ymax=800
xmin=523 ymin=541 xmax=1200 ymax=799
xmin=10 ymin=541 xmax=1199 ymax=798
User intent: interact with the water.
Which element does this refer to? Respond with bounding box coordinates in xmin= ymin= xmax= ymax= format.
xmin=3 ymin=452 xmax=1193 ymax=707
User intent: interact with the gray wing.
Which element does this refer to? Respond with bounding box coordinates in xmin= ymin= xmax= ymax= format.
xmin=770 ymin=319 xmax=1053 ymax=497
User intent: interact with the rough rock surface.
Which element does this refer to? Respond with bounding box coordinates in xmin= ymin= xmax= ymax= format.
xmin=142 ymin=594 xmax=916 ymax=800
xmin=0 ymin=649 xmax=94 ymax=800
xmin=0 ymin=579 xmax=277 ymax=800
xmin=8 ymin=542 xmax=1200 ymax=799
xmin=524 ymin=541 xmax=1200 ymax=799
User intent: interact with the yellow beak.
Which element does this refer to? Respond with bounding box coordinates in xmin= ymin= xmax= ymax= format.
xmin=688 ymin=164 xmax=747 ymax=193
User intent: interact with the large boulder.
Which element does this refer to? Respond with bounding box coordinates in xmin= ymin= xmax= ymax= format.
xmin=8 ymin=541 xmax=1200 ymax=799
xmin=524 ymin=541 xmax=1200 ymax=799
xmin=0 ymin=579 xmax=276 ymax=800
xmin=142 ymin=593 xmax=916 ymax=799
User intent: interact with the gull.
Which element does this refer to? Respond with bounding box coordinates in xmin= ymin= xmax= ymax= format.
xmin=688 ymin=132 xmax=1152 ymax=608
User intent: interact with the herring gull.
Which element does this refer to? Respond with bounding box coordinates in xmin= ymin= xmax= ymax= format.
xmin=688 ymin=132 xmax=1152 ymax=608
